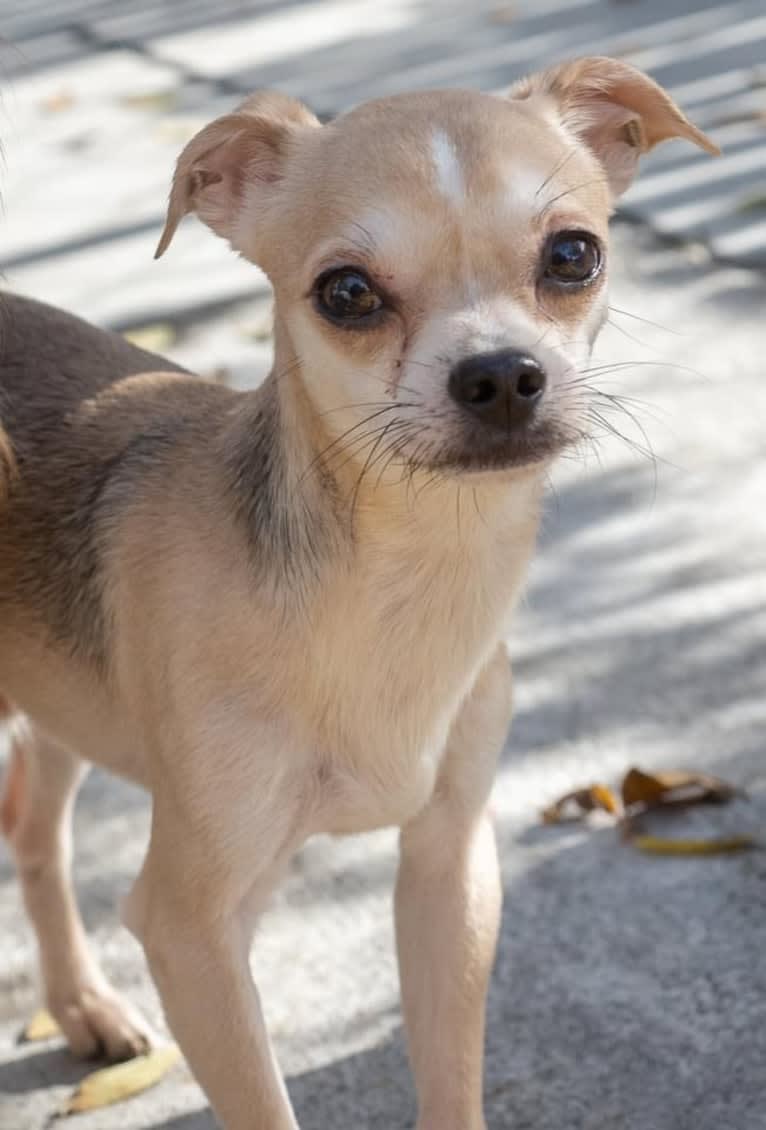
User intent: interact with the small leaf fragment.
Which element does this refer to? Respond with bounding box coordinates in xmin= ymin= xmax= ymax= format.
xmin=120 ymin=89 xmax=179 ymax=113
xmin=122 ymin=323 xmax=176 ymax=353
xmin=41 ymin=90 xmax=75 ymax=114
xmin=737 ymin=192 xmax=766 ymax=212
xmin=61 ymin=1045 xmax=181 ymax=1115
xmin=630 ymin=834 xmax=758 ymax=857
xmin=489 ymin=4 xmax=516 ymax=23
xmin=542 ymin=783 xmax=620 ymax=824
xmin=20 ymin=1008 xmax=60 ymax=1043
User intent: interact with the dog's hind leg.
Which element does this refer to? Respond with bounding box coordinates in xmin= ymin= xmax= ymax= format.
xmin=1 ymin=722 xmax=155 ymax=1060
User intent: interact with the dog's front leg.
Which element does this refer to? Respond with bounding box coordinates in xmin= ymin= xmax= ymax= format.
xmin=122 ymin=747 xmax=305 ymax=1130
xmin=395 ymin=646 xmax=511 ymax=1130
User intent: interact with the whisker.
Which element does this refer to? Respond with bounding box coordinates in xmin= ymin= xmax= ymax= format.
xmin=586 ymin=406 xmax=659 ymax=471
xmin=594 ymin=388 xmax=668 ymax=425
xmin=328 ymin=418 xmax=415 ymax=479
xmin=299 ymin=405 xmax=404 ymax=483
xmin=348 ymin=418 xmax=404 ymax=528
xmin=535 ymin=148 xmax=578 ymax=198
xmin=405 ymin=359 xmax=440 ymax=371
xmin=317 ymin=399 xmax=421 ymax=418
xmin=574 ymin=359 xmax=709 ymax=382
xmin=471 ymin=488 xmax=487 ymax=528
xmin=374 ymin=427 xmax=426 ymax=488
xmin=375 ymin=370 xmax=424 ymax=398
xmin=587 ymin=406 xmax=660 ymax=501
xmin=607 ymin=305 xmax=682 ymax=336
xmin=605 ymin=316 xmax=659 ymax=351
xmin=268 ymin=357 xmax=303 ymax=386
xmin=535 ymin=177 xmax=610 ymax=219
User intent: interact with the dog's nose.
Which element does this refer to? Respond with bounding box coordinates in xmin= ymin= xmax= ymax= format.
xmin=448 ymin=350 xmax=546 ymax=431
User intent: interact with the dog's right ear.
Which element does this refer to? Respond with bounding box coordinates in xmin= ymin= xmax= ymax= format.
xmin=508 ymin=57 xmax=719 ymax=199
xmin=155 ymin=92 xmax=320 ymax=258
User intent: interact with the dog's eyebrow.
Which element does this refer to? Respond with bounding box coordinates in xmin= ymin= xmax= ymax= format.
xmin=309 ymin=221 xmax=384 ymax=275
xmin=344 ymin=220 xmax=378 ymax=256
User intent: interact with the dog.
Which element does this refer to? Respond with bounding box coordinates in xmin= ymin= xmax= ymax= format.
xmin=0 ymin=57 xmax=716 ymax=1129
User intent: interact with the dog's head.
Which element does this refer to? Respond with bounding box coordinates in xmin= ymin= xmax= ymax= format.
xmin=157 ymin=59 xmax=716 ymax=478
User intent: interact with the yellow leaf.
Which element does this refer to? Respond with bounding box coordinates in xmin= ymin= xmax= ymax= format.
xmin=20 ymin=1008 xmax=60 ymax=1042
xmin=542 ymin=783 xmax=620 ymax=824
xmin=591 ymin=783 xmax=621 ymax=815
xmin=61 ymin=1045 xmax=181 ymax=1115
xmin=630 ymin=834 xmax=758 ymax=856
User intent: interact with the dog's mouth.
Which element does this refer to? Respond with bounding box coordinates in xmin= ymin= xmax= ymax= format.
xmin=426 ymin=419 xmax=572 ymax=475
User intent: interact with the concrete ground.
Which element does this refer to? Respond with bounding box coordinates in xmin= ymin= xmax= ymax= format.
xmin=1 ymin=2 xmax=766 ymax=1128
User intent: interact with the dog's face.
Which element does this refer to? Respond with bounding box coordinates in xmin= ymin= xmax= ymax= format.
xmin=157 ymin=59 xmax=716 ymax=478
xmin=265 ymin=90 xmax=612 ymax=476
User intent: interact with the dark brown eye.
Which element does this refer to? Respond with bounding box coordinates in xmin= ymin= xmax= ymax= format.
xmin=316 ymin=269 xmax=384 ymax=323
xmin=544 ymin=231 xmax=602 ymax=286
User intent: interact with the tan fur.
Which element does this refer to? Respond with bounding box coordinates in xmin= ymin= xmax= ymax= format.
xmin=509 ymin=56 xmax=720 ymax=195
xmin=0 ymin=59 xmax=715 ymax=1129
xmin=0 ymin=427 xmax=15 ymax=504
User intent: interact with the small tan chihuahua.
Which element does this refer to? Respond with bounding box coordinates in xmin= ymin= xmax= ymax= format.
xmin=0 ymin=58 xmax=715 ymax=1129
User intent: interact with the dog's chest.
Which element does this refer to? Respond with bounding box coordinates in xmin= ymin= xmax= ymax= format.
xmin=306 ymin=518 xmax=535 ymax=835
xmin=305 ymin=612 xmax=469 ymax=835
xmin=314 ymin=734 xmax=445 ymax=836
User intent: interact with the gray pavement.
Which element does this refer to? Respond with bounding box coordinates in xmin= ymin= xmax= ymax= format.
xmin=1 ymin=2 xmax=766 ymax=1129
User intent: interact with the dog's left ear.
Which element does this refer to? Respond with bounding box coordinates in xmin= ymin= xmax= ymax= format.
xmin=509 ymin=56 xmax=719 ymax=198
xmin=155 ymin=91 xmax=320 ymax=258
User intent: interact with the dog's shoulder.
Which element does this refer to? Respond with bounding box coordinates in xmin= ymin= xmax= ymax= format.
xmin=0 ymin=293 xmax=234 ymax=668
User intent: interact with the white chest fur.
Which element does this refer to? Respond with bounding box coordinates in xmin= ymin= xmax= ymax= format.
xmin=304 ymin=474 xmax=542 ymax=835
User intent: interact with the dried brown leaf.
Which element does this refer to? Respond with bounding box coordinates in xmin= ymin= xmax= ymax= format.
xmin=621 ymin=767 xmax=737 ymax=811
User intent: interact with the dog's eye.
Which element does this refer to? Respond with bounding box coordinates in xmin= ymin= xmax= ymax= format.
xmin=316 ymin=269 xmax=383 ymax=323
xmin=544 ymin=231 xmax=602 ymax=286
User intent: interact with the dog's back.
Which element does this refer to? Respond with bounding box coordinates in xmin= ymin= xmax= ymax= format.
xmin=0 ymin=292 xmax=187 ymax=419
xmin=0 ymin=293 xmax=187 ymax=494
xmin=0 ymin=293 xmax=192 ymax=662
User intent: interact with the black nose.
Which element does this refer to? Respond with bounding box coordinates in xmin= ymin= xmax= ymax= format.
xmin=448 ymin=349 xmax=546 ymax=431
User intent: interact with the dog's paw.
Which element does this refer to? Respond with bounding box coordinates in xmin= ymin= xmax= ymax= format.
xmin=48 ymin=985 xmax=155 ymax=1062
